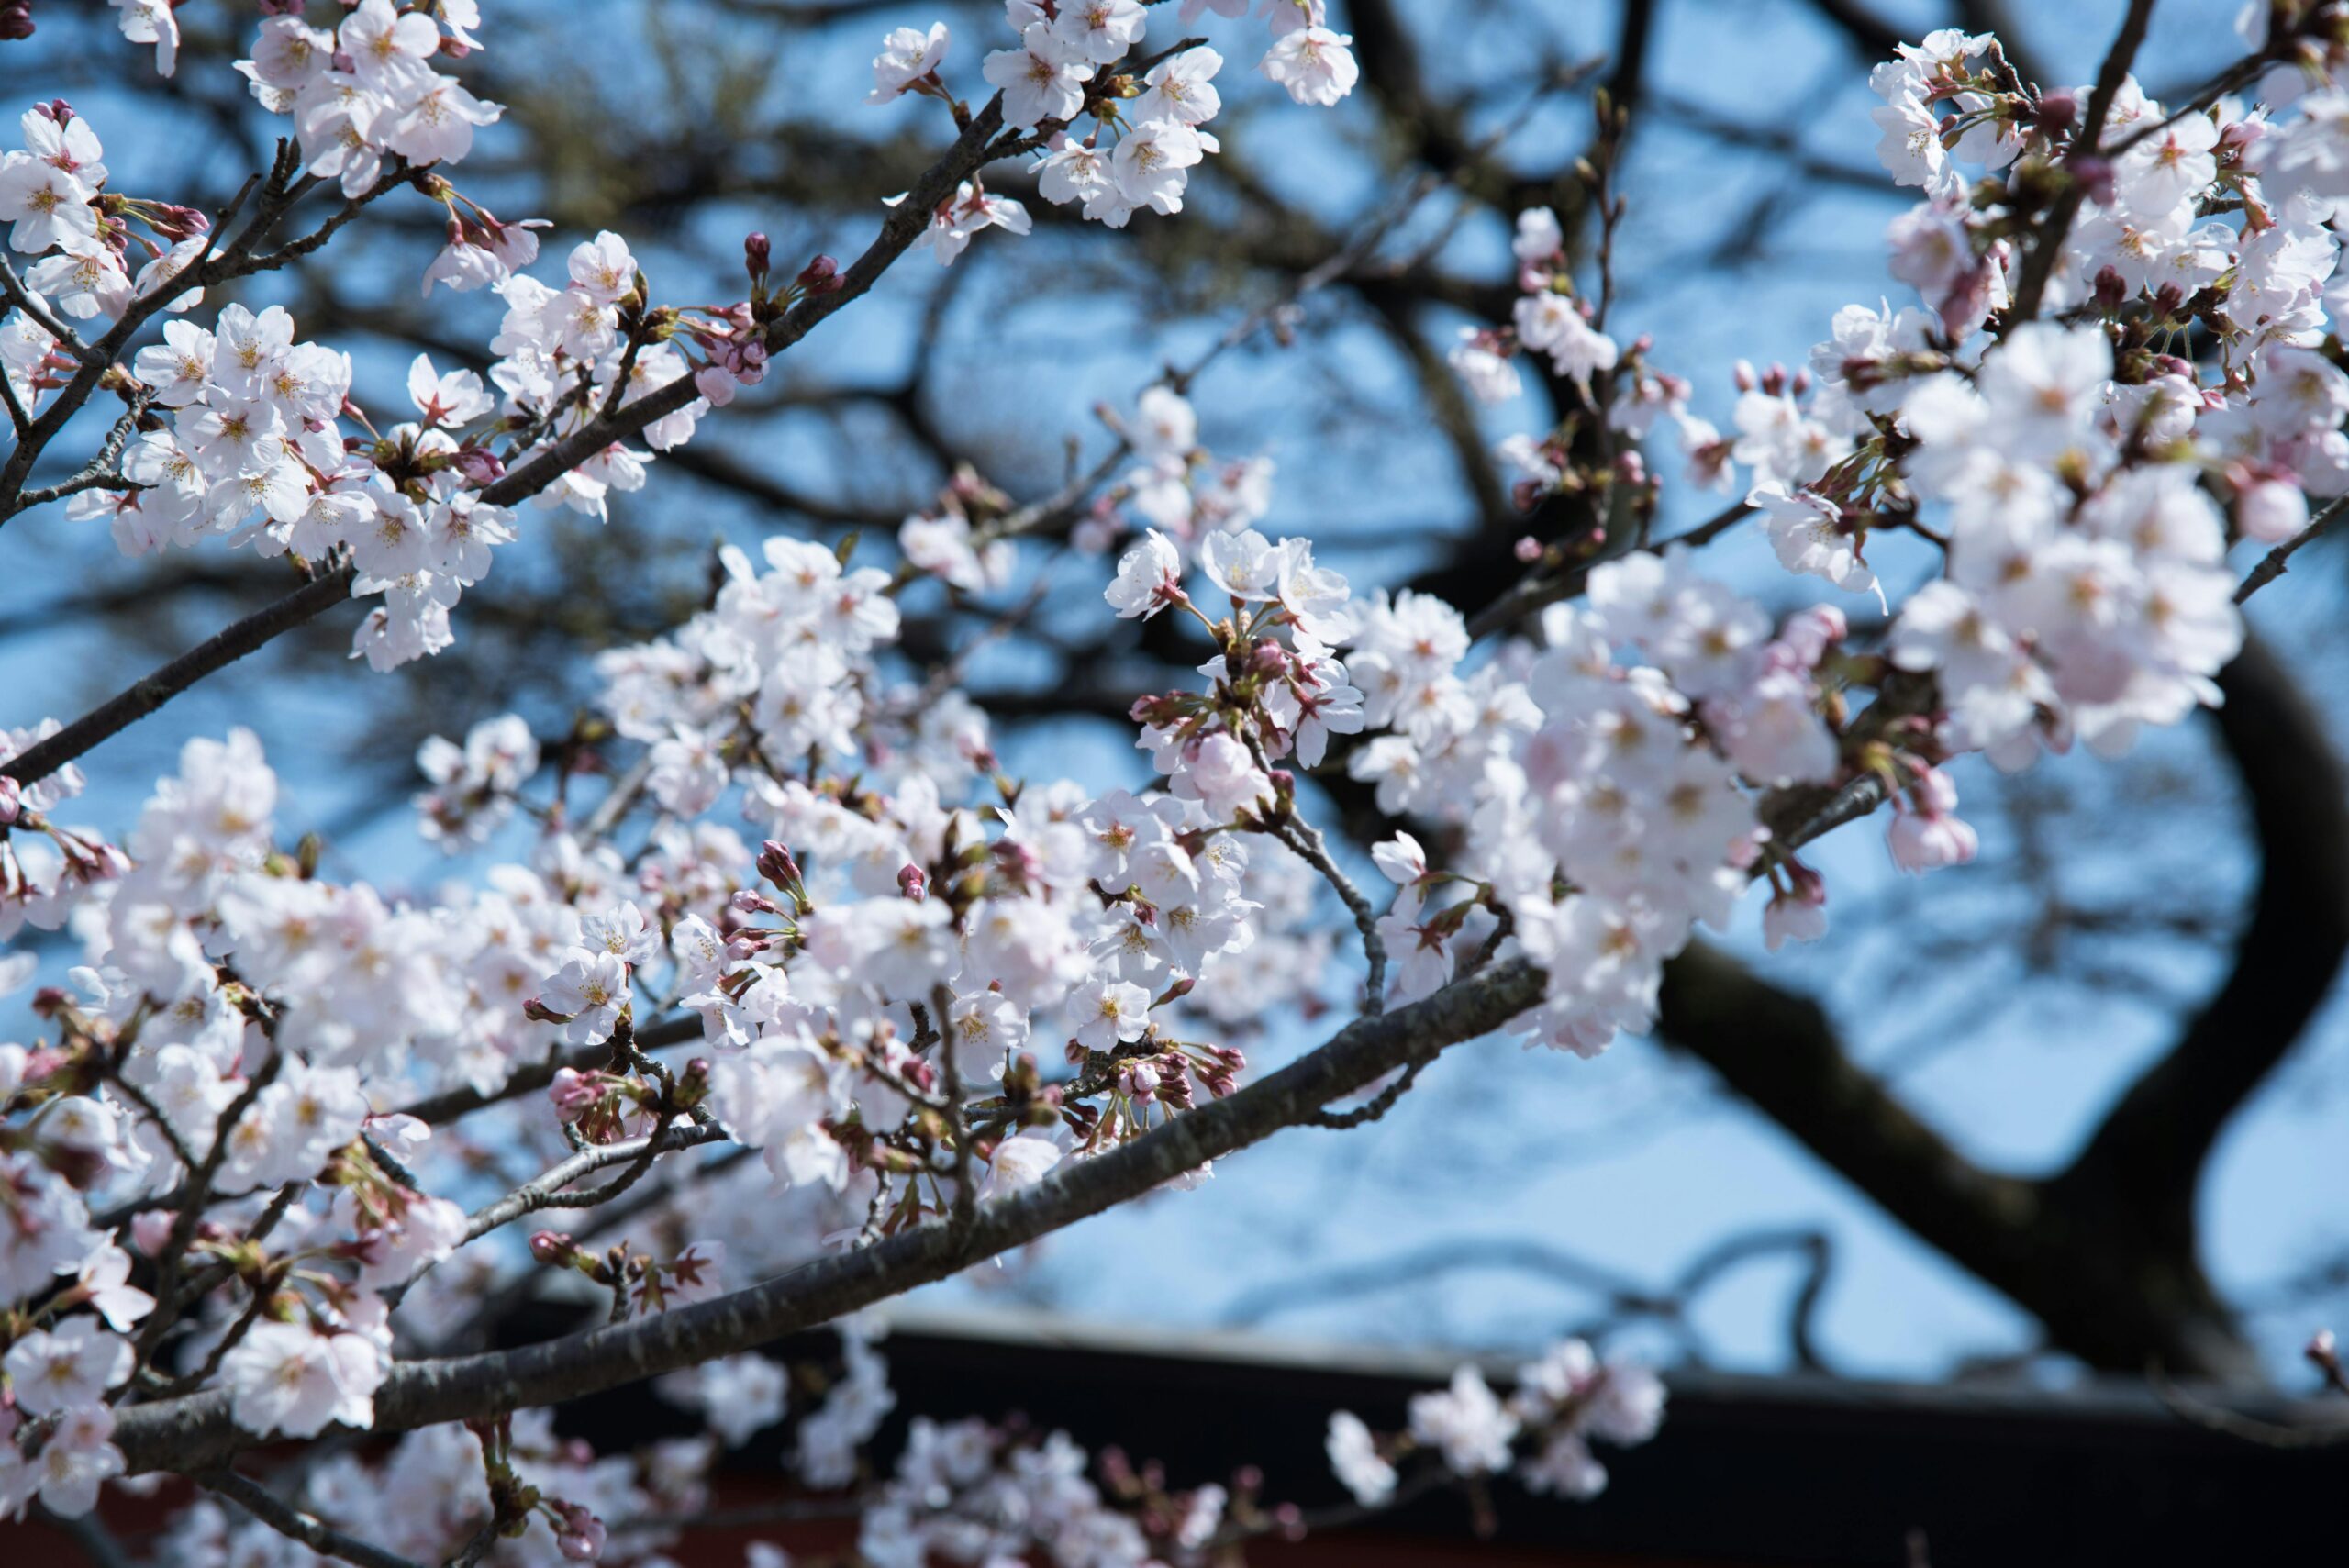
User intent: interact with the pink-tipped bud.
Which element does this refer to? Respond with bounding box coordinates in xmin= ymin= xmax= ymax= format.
xmin=756 ymin=840 xmax=801 ymax=889
xmin=743 ymin=231 xmax=771 ymax=280
xmin=549 ymin=1068 xmax=602 ymax=1123
xmin=897 ymin=863 xmax=928 ymax=901
xmin=2032 ymin=89 xmax=2077 ymax=135
xmin=529 ymin=1230 xmax=577 ymax=1265
xmin=1514 ymin=535 xmax=1542 ymax=562
xmin=451 ymin=446 xmax=505 ymax=484
xmin=795 ymin=253 xmax=842 ymax=295
xmin=144 ymin=204 xmax=210 ymax=242
xmin=130 ymin=1209 xmax=175 ymax=1256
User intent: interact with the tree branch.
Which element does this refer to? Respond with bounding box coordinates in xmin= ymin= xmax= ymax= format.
xmin=115 ymin=956 xmax=1550 ymax=1476
xmin=2054 ymin=636 xmax=2349 ymax=1261
xmin=0 ymin=562 xmax=356 ymax=789
xmin=198 ymin=1469 xmax=425 ymax=1568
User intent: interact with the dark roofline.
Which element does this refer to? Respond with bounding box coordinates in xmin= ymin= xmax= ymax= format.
xmin=518 ymin=1302 xmax=2349 ymax=1565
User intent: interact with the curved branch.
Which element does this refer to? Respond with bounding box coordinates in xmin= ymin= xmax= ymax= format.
xmin=1655 ymin=939 xmax=2042 ymax=1278
xmin=2055 ymin=636 xmax=2349 ymax=1248
xmin=1658 ymin=638 xmax=2348 ymax=1381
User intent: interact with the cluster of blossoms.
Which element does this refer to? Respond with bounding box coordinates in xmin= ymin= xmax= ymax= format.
xmin=155 ymin=1402 xmax=702 ymax=1566
xmin=1753 ymin=23 xmax=2349 ymax=837
xmin=1432 ymin=12 xmax=2349 ymax=1017
xmin=0 ymin=105 xmax=203 ymax=335
xmin=1106 ymin=497 xmax=1846 ymax=1044
xmin=21 ymin=0 xmax=1363 ymax=695
xmin=1327 ymin=1336 xmax=1664 ymax=1507
xmin=2 ymin=2 xmax=2344 ymax=1557
xmin=0 ymin=0 xmax=1406 ymax=1553
xmin=1106 ymin=385 xmax=1279 ymax=554
xmin=870 ymin=1 xmax=1358 ymax=257
xmin=231 ymin=1 xmax=500 ymax=188
xmin=572 ymin=514 xmax=1333 ymax=1199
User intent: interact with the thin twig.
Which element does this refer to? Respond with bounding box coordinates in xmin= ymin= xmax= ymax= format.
xmin=0 ymin=562 xmax=357 ymax=788
xmin=1464 ymin=496 xmax=1753 ymax=641
xmin=199 ymin=1468 xmax=427 ymax=1568
xmin=406 ymin=1119 xmax=730 ymax=1301
xmin=132 ymin=1053 xmax=282 ymax=1373
xmin=0 ymin=254 xmax=97 ymax=364
xmin=2007 ymin=0 xmax=2156 ymax=325
xmin=17 ymin=390 xmax=153 ymax=510
xmin=46 ymin=1504 xmax=137 ymax=1568
xmin=1266 ymin=811 xmax=1387 ymax=1016
xmin=2148 ymin=1369 xmax=2349 ymax=1450
xmin=2235 ymin=494 xmax=2349 ymax=604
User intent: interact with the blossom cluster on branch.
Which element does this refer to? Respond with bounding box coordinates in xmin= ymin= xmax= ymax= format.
xmin=0 ymin=0 xmax=2339 ymax=1562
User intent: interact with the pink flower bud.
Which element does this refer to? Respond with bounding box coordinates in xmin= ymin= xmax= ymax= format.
xmin=1762 ymin=890 xmax=1828 ymax=951
xmin=2237 ymin=478 xmax=2309 ymax=544
xmin=131 ymin=1209 xmax=175 ymax=1256
xmin=551 ymin=1501 xmax=606 ymax=1561
xmin=743 ymin=231 xmax=771 ymax=279
xmin=529 ymin=1230 xmax=577 ymax=1265
xmin=451 ymin=447 xmax=506 ymax=484
xmin=1887 ymin=806 xmax=1976 ymax=874
xmin=795 ymin=253 xmax=842 ymax=295
xmin=2032 ymin=89 xmax=2077 ymax=133
xmin=693 ymin=364 xmax=739 ymax=407
xmin=897 ymin=863 xmax=928 ymax=901
xmin=144 ymin=205 xmax=210 ymax=242
xmin=549 ymin=1068 xmax=599 ymax=1123
xmin=757 ymin=840 xmax=802 ymax=888
xmin=1911 ymin=764 xmax=1958 ymax=817
xmin=1514 ymin=535 xmax=1542 ymax=562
